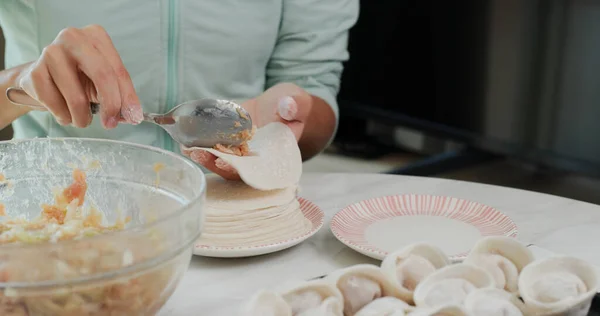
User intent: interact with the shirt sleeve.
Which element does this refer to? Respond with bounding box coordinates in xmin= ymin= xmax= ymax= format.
xmin=266 ymin=0 xmax=359 ymax=131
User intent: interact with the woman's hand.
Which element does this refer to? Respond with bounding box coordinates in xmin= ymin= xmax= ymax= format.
xmin=181 ymin=83 xmax=313 ymax=180
xmin=17 ymin=25 xmax=143 ymax=129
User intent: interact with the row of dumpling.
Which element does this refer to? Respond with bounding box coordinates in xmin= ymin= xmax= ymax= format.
xmin=241 ymin=236 xmax=599 ymax=316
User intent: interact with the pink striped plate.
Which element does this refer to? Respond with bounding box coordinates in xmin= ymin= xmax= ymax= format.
xmin=193 ymin=197 xmax=324 ymax=258
xmin=330 ymin=194 xmax=518 ymax=261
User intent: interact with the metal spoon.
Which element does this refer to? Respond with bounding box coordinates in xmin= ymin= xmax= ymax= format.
xmin=6 ymin=87 xmax=253 ymax=148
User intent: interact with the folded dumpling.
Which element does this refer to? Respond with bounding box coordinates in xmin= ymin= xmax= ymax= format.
xmin=408 ymin=304 xmax=469 ymax=316
xmin=326 ymin=264 xmax=403 ymax=316
xmin=297 ymin=297 xmax=343 ymax=316
xmin=463 ymin=288 xmax=527 ymax=316
xmin=354 ymin=297 xmax=414 ymax=316
xmin=381 ymin=243 xmax=449 ymax=304
xmin=241 ymin=290 xmax=292 ymax=316
xmin=519 ymin=256 xmax=599 ymax=316
xmin=465 ymin=236 xmax=534 ymax=293
xmin=413 ymin=263 xmax=495 ymax=308
xmin=279 ymin=279 xmax=344 ymax=316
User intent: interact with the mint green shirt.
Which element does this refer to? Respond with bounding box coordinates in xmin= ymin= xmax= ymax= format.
xmin=0 ymin=0 xmax=358 ymax=153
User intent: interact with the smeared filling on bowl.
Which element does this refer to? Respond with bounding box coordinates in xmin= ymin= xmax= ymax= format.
xmin=0 ymin=169 xmax=183 ymax=316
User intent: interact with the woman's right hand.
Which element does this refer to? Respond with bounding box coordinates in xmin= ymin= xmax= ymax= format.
xmin=17 ymin=24 xmax=143 ymax=129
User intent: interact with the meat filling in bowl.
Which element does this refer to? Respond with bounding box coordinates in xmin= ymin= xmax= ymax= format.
xmin=0 ymin=169 xmax=185 ymax=316
xmin=0 ymin=169 xmax=128 ymax=244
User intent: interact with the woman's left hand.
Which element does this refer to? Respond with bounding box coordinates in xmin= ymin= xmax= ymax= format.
xmin=181 ymin=83 xmax=313 ymax=180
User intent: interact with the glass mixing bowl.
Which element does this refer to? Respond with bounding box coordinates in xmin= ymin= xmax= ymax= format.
xmin=0 ymin=138 xmax=206 ymax=315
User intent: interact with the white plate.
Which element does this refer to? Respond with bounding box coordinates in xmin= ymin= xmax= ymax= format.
xmin=194 ymin=197 xmax=324 ymax=258
xmin=330 ymin=194 xmax=518 ymax=261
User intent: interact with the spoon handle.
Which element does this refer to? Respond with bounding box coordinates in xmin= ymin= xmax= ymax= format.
xmin=6 ymin=87 xmax=100 ymax=114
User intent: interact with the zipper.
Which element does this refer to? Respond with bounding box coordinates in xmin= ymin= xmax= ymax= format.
xmin=164 ymin=0 xmax=179 ymax=152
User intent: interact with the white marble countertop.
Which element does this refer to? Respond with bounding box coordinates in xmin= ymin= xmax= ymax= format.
xmin=159 ymin=173 xmax=600 ymax=315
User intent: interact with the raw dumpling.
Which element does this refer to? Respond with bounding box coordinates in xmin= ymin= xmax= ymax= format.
xmin=193 ymin=122 xmax=302 ymax=190
xmin=518 ymin=256 xmax=599 ymax=316
xmin=413 ymin=263 xmax=495 ymax=308
xmin=297 ymin=297 xmax=343 ymax=316
xmin=465 ymin=236 xmax=534 ymax=293
xmin=354 ymin=297 xmax=413 ymax=316
xmin=326 ymin=264 xmax=403 ymax=316
xmin=279 ymin=279 xmax=344 ymax=316
xmin=408 ymin=304 xmax=468 ymax=316
xmin=463 ymin=288 xmax=527 ymax=316
xmin=381 ymin=243 xmax=449 ymax=304
xmin=241 ymin=290 xmax=292 ymax=316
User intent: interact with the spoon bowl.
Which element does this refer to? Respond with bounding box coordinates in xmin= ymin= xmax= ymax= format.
xmin=148 ymin=98 xmax=253 ymax=148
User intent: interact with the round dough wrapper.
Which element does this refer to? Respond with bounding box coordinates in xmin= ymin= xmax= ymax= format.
xmin=241 ymin=290 xmax=292 ymax=316
xmin=194 ymin=122 xmax=302 ymax=190
xmin=205 ymin=174 xmax=297 ymax=210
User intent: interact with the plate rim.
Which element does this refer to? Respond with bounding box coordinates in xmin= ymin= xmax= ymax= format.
xmin=193 ymin=197 xmax=324 ymax=258
xmin=330 ymin=194 xmax=519 ymax=260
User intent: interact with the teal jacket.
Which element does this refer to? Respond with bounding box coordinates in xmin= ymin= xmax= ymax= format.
xmin=0 ymin=0 xmax=359 ymax=153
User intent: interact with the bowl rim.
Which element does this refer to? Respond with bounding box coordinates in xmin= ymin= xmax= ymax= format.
xmin=0 ymin=137 xmax=207 ymax=252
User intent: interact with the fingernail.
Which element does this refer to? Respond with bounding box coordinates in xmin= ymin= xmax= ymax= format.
xmin=215 ymin=158 xmax=238 ymax=174
xmin=190 ymin=151 xmax=211 ymax=164
xmin=122 ymin=105 xmax=143 ymax=125
xmin=131 ymin=105 xmax=144 ymax=124
xmin=57 ymin=119 xmax=70 ymax=126
xmin=106 ymin=117 xmax=118 ymax=129
xmin=179 ymin=145 xmax=190 ymax=156
xmin=277 ymin=96 xmax=298 ymax=121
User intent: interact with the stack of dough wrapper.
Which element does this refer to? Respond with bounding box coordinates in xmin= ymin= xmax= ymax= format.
xmin=198 ymin=175 xmax=312 ymax=247
xmin=193 ymin=122 xmax=311 ymax=248
xmin=242 ymin=236 xmax=599 ymax=316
